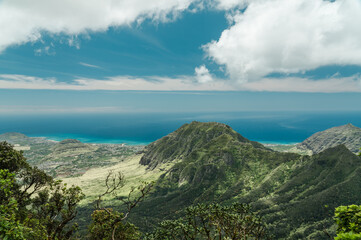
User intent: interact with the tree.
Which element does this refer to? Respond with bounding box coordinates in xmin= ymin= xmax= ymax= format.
xmin=146 ymin=203 xmax=268 ymax=240
xmin=334 ymin=205 xmax=361 ymax=240
xmin=88 ymin=171 xmax=153 ymax=240
xmin=0 ymin=141 xmax=84 ymax=239
xmin=0 ymin=169 xmax=33 ymax=240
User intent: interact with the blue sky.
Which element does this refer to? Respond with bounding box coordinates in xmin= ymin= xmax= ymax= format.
xmin=1 ymin=0 xmax=361 ymax=114
xmin=0 ymin=10 xmax=228 ymax=81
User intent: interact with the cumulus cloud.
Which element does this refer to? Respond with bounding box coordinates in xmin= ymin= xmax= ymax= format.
xmin=0 ymin=0 xmax=200 ymax=52
xmin=205 ymin=0 xmax=361 ymax=82
xmin=194 ymin=65 xmax=213 ymax=83
xmin=2 ymin=0 xmax=361 ymax=93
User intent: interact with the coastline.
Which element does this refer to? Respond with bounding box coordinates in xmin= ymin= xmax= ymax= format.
xmin=27 ymin=134 xmax=150 ymax=146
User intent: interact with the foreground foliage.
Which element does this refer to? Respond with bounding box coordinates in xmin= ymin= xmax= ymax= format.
xmin=0 ymin=141 xmax=84 ymax=239
xmin=0 ymin=141 xmax=153 ymax=239
xmin=335 ymin=205 xmax=361 ymax=240
xmin=89 ymin=171 xmax=153 ymax=240
xmin=146 ymin=203 xmax=268 ymax=240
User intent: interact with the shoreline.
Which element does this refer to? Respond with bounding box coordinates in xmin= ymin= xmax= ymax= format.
xmin=29 ymin=134 xmax=299 ymax=146
xmin=27 ymin=134 xmax=150 ymax=146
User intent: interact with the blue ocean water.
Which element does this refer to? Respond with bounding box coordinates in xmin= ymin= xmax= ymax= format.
xmin=0 ymin=111 xmax=360 ymax=145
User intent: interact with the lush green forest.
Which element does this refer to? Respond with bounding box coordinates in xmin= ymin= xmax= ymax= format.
xmin=1 ymin=122 xmax=361 ymax=239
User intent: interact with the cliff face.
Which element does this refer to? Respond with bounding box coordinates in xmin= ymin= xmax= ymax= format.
xmin=297 ymin=123 xmax=361 ymax=154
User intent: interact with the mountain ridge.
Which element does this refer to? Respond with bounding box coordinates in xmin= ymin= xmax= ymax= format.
xmin=140 ymin=121 xmax=266 ymax=169
xmin=297 ymin=123 xmax=361 ymax=154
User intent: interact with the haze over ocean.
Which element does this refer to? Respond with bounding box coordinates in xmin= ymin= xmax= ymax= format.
xmin=1 ymin=111 xmax=360 ymax=145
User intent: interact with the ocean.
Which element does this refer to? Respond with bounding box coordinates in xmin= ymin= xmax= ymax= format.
xmin=0 ymin=111 xmax=360 ymax=145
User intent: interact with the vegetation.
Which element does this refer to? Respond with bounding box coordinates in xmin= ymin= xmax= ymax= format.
xmin=2 ymin=122 xmax=361 ymax=239
xmin=88 ymin=171 xmax=153 ymax=240
xmin=146 ymin=203 xmax=268 ymax=240
xmin=0 ymin=140 xmax=272 ymax=239
xmin=132 ymin=122 xmax=361 ymax=239
xmin=334 ymin=205 xmax=361 ymax=240
xmin=0 ymin=141 xmax=84 ymax=239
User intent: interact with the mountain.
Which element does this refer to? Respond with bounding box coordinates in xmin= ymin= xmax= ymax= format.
xmin=129 ymin=121 xmax=361 ymax=239
xmin=140 ymin=121 xmax=265 ymax=169
xmin=297 ymin=123 xmax=361 ymax=154
xmin=4 ymin=125 xmax=360 ymax=238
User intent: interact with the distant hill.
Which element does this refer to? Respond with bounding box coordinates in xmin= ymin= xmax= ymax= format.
xmin=0 ymin=132 xmax=28 ymax=142
xmin=51 ymin=139 xmax=96 ymax=155
xmin=130 ymin=121 xmax=361 ymax=239
xmin=297 ymin=123 xmax=361 ymax=154
xmin=0 ymin=132 xmax=54 ymax=146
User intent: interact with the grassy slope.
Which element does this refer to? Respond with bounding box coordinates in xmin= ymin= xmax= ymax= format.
xmin=62 ymin=154 xmax=170 ymax=206
xmin=65 ymin=154 xmax=175 ymax=237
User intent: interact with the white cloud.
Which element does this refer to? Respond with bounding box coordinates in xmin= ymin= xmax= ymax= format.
xmin=0 ymin=0 xmax=200 ymax=52
xmin=2 ymin=0 xmax=361 ymax=93
xmin=194 ymin=65 xmax=213 ymax=83
xmin=34 ymin=46 xmax=55 ymax=56
xmin=0 ymin=106 xmax=124 ymax=114
xmin=205 ymin=0 xmax=361 ymax=82
xmin=79 ymin=62 xmax=103 ymax=69
xmin=0 ymin=74 xmax=233 ymax=91
xmin=213 ymin=0 xmax=248 ymax=10
xmin=0 ymin=73 xmax=360 ymax=92
xmin=240 ymin=75 xmax=361 ymax=92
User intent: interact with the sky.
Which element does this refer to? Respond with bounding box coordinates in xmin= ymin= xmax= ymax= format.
xmin=1 ymin=0 xmax=361 ymax=114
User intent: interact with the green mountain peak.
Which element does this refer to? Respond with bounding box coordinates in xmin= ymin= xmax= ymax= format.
xmin=139 ymin=121 xmax=264 ymax=169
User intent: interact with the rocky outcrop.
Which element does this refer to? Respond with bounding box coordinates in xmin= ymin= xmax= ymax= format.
xmin=297 ymin=123 xmax=361 ymax=154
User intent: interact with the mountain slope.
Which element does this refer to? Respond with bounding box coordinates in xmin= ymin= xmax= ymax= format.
xmin=247 ymin=145 xmax=361 ymax=239
xmin=140 ymin=121 xmax=265 ymax=169
xmin=297 ymin=123 xmax=361 ymax=154
xmin=133 ymin=122 xmax=300 ymax=232
xmin=130 ymin=122 xmax=361 ymax=239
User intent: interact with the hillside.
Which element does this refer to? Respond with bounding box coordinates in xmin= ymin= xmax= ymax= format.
xmin=129 ymin=122 xmax=361 ymax=239
xmin=140 ymin=121 xmax=266 ymax=169
xmin=0 ymin=132 xmax=28 ymax=141
xmin=296 ymin=123 xmax=361 ymax=154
